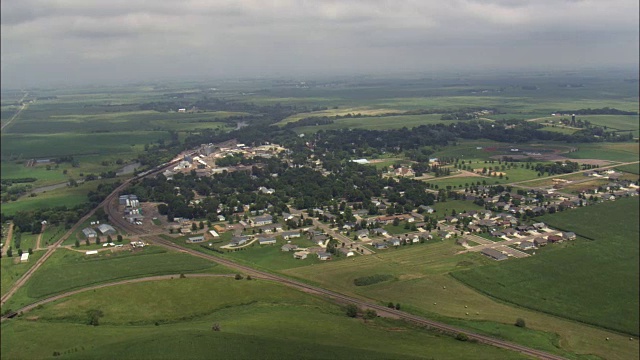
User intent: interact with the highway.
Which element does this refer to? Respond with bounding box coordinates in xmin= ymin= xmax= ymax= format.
xmin=1 ymin=92 xmax=29 ymax=132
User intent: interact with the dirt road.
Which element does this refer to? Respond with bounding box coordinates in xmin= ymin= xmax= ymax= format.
xmin=2 ymin=222 xmax=14 ymax=256
xmin=1 ymin=92 xmax=29 ymax=132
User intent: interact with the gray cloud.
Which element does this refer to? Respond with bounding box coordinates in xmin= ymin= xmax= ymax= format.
xmin=1 ymin=0 xmax=638 ymax=88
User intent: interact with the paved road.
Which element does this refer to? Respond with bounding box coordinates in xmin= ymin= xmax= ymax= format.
xmin=307 ymin=215 xmax=375 ymax=255
xmin=1 ymin=92 xmax=29 ymax=132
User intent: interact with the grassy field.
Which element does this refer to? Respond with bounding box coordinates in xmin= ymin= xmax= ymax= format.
xmin=1 ymin=251 xmax=45 ymax=297
xmin=1 ymin=277 xmax=528 ymax=360
xmin=2 ymin=246 xmax=228 ymax=311
xmin=430 ymin=200 xmax=485 ymax=219
xmin=564 ymin=142 xmax=639 ymax=162
xmin=453 ymin=197 xmax=639 ymax=336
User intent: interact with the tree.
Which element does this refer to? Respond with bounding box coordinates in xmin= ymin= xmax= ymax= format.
xmin=28 ymin=248 xmax=33 ymax=255
xmin=107 ymin=235 xmax=113 ymax=243
xmin=235 ymin=273 xmax=243 ymax=280
xmin=392 ymin=217 xmax=400 ymax=227
xmin=117 ymin=234 xmax=123 ymax=243
xmin=395 ymin=303 xmax=401 ymax=310
xmin=246 ymin=275 xmax=252 ymax=281
xmin=96 ymin=237 xmax=101 ymax=245
xmin=75 ymin=240 xmax=80 ymax=248
xmin=363 ymin=309 xmax=377 ymax=320
xmin=18 ymin=249 xmax=23 ymax=257
xmin=7 ymin=247 xmax=12 ymax=257
xmin=85 ymin=239 xmax=90 ymax=246
xmin=191 ymin=222 xmax=198 ymax=231
xmin=515 ymin=318 xmax=526 ymax=328
xmin=345 ymin=304 xmax=359 ymax=318
xmin=199 ymin=221 xmax=205 ymax=230
xmin=387 ymin=302 xmax=395 ymax=308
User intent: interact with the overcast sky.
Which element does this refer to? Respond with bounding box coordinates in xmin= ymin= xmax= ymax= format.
xmin=1 ymin=0 xmax=638 ymax=88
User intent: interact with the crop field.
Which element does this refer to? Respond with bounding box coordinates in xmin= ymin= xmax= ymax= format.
xmin=1 ymin=277 xmax=527 ymax=360
xmin=453 ymin=197 xmax=639 ymax=336
xmin=0 ymin=179 xmax=120 ymax=216
xmin=3 ymin=247 xmax=227 ymax=310
xmin=295 ymin=114 xmax=449 ymax=133
xmin=538 ymin=126 xmax=579 ymax=134
xmin=615 ymin=163 xmax=640 ymax=174
xmin=564 ymin=142 xmax=639 ymax=162
xmin=1 ymin=251 xmax=45 ymax=297
xmin=281 ymin=237 xmax=638 ymax=359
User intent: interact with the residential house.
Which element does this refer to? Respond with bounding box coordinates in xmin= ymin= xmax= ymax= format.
xmin=253 ymin=214 xmax=273 ymax=226
xmin=258 ymin=236 xmax=277 ymax=245
xmin=387 ymin=237 xmax=402 ymax=247
xmin=518 ymin=240 xmax=535 ymax=250
xmin=373 ymin=242 xmax=388 ymax=250
xmin=187 ymin=235 xmax=205 ymax=243
xmin=372 ymin=228 xmax=388 ymax=236
xmin=281 ymin=244 xmax=298 ymax=252
xmin=533 ymin=237 xmax=547 ymax=247
xmin=293 ymin=251 xmax=308 ymax=260
xmin=317 ymin=252 xmax=332 ymax=261
xmin=547 ymin=235 xmax=563 ymax=243
xmin=281 ymin=231 xmax=301 ymax=240
xmin=356 ymin=229 xmax=369 ymax=239
xmin=339 ymin=248 xmax=355 ymax=257
xmin=562 ymin=232 xmax=576 ymax=240
xmin=229 ymin=236 xmax=250 ymax=247
xmin=481 ymin=248 xmax=508 ymax=261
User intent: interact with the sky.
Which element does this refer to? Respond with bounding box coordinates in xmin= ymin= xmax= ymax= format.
xmin=1 ymin=0 xmax=638 ymax=88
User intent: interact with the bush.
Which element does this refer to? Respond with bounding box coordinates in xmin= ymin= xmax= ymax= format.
xmin=235 ymin=274 xmax=243 ymax=280
xmin=246 ymin=275 xmax=252 ymax=281
xmin=387 ymin=302 xmax=394 ymax=308
xmin=364 ymin=309 xmax=377 ymax=319
xmin=353 ymin=274 xmax=394 ymax=286
xmin=456 ymin=333 xmax=469 ymax=342
xmin=86 ymin=309 xmax=104 ymax=326
xmin=515 ymin=318 xmax=526 ymax=328
xmin=345 ymin=304 xmax=359 ymax=318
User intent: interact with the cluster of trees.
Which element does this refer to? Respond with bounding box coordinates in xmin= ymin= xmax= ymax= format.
xmin=556 ymin=107 xmax=637 ymax=115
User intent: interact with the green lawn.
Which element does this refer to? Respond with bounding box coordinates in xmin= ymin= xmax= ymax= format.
xmin=453 ymin=197 xmax=639 ymax=335
xmin=2 ymin=247 xmax=228 ymax=311
xmin=1 ymin=277 xmax=527 ymax=360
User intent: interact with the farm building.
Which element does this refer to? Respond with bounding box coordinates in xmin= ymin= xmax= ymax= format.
xmin=82 ymin=227 xmax=97 ymax=239
xmin=187 ymin=235 xmax=205 ymax=243
xmin=20 ymin=252 xmax=29 ymax=263
xmin=208 ymin=230 xmax=220 ymax=238
xmin=97 ymin=224 xmax=117 ymax=236
xmin=481 ymin=248 xmax=508 ymax=261
xmin=293 ymin=251 xmax=308 ymax=260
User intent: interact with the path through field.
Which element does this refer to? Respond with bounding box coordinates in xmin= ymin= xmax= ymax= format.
xmin=1 ymin=92 xmax=29 ymax=132
xmin=1 ymin=223 xmax=14 ymax=256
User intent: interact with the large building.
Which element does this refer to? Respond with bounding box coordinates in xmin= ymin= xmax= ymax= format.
xmin=97 ymin=224 xmax=117 ymax=236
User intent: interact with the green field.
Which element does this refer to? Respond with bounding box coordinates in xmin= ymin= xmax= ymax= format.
xmin=1 ymin=251 xmax=45 ymax=297
xmin=453 ymin=197 xmax=639 ymax=335
xmin=1 ymin=277 xmax=527 ymax=360
xmin=275 ymin=107 xmax=404 ymax=126
xmin=2 ymin=247 xmax=228 ymax=311
xmin=615 ymin=163 xmax=640 ymax=175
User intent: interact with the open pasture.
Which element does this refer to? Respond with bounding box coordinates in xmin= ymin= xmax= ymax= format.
xmin=1 ymin=277 xmax=527 ymax=360
xmin=453 ymin=197 xmax=639 ymax=336
xmin=1 ymin=251 xmax=45 ymax=297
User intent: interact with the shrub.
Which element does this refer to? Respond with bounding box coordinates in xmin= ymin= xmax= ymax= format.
xmin=353 ymin=274 xmax=394 ymax=286
xmin=456 ymin=333 xmax=469 ymax=342
xmin=235 ymin=274 xmax=243 ymax=280
xmin=345 ymin=304 xmax=359 ymax=318
xmin=515 ymin=318 xmax=526 ymax=328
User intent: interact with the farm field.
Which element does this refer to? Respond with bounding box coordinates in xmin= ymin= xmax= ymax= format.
xmin=533 ymin=115 xmax=639 ymax=136
xmin=1 ymin=277 xmax=527 ymax=360
xmin=295 ymin=114 xmax=449 ymax=133
xmin=564 ymin=142 xmax=639 ymax=162
xmin=453 ymin=197 xmax=639 ymax=336
xmin=2 ymin=247 xmax=229 ymax=311
xmin=275 ymin=107 xmax=404 ymax=126
xmin=281 ymin=237 xmax=638 ymax=360
xmin=0 ymin=179 xmax=120 ymax=216
xmin=615 ymin=163 xmax=640 ymax=175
